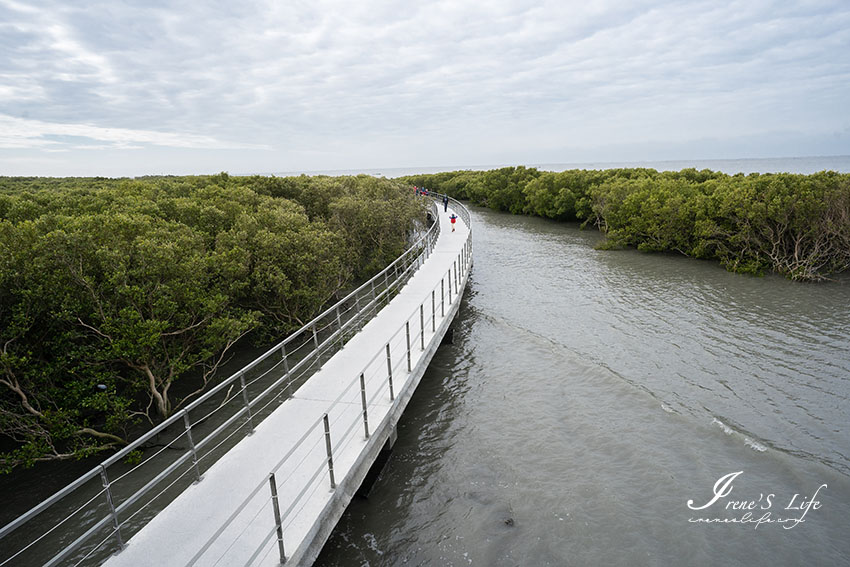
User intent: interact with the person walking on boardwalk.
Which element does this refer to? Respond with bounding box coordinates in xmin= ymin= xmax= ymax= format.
xmin=442 ymin=195 xmax=449 ymax=212
xmin=449 ymin=213 xmax=458 ymax=232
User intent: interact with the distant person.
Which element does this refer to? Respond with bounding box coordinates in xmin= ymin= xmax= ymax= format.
xmin=442 ymin=195 xmax=449 ymax=212
xmin=449 ymin=213 xmax=458 ymax=232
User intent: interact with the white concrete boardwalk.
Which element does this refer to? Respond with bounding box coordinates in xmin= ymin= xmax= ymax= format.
xmin=105 ymin=204 xmax=471 ymax=567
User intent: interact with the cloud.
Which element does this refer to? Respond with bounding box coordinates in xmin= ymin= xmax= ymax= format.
xmin=0 ymin=0 xmax=849 ymax=174
xmin=0 ymin=114 xmax=271 ymax=150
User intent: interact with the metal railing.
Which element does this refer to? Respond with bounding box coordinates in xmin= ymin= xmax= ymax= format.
xmin=185 ymin=195 xmax=473 ymax=566
xmin=0 ymin=197 xmax=459 ymax=567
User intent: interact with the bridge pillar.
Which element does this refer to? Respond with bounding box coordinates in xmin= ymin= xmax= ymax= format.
xmin=356 ymin=424 xmax=398 ymax=498
xmin=385 ymin=424 xmax=398 ymax=450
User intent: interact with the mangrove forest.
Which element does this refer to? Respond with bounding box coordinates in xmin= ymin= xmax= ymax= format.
xmin=0 ymin=174 xmax=425 ymax=472
xmin=401 ymin=167 xmax=850 ymax=281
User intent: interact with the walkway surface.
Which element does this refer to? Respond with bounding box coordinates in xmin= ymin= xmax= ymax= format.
xmin=105 ymin=204 xmax=471 ymax=567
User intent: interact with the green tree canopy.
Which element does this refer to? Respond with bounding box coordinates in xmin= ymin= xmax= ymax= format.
xmin=0 ymin=174 xmax=425 ymax=471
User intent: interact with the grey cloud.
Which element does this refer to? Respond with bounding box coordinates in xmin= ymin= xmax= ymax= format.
xmin=0 ymin=0 xmax=848 ymax=175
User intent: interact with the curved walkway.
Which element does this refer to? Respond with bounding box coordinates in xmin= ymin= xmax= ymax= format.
xmin=104 ymin=203 xmax=472 ymax=566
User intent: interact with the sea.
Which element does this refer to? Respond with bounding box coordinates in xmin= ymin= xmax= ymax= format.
xmin=266 ymin=155 xmax=850 ymax=178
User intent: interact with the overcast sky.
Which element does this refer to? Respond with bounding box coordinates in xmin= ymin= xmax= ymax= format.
xmin=1 ymin=0 xmax=849 ymax=176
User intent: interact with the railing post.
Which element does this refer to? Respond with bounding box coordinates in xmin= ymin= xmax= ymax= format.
xmin=280 ymin=342 xmax=290 ymax=375
xmin=448 ymin=269 xmax=453 ymax=304
xmin=405 ymin=321 xmax=412 ymax=372
xmin=279 ymin=342 xmax=292 ymax=401
xmin=239 ymin=371 xmax=255 ymax=433
xmin=312 ymin=324 xmax=319 ymax=350
xmin=100 ymin=466 xmax=125 ymax=550
xmin=441 ymin=278 xmax=445 ymax=316
xmin=268 ymin=473 xmax=286 ymax=564
xmin=371 ymin=279 xmax=376 ymax=301
xmin=419 ymin=304 xmax=425 ymax=351
xmin=323 ymin=413 xmax=336 ymax=490
xmin=386 ymin=344 xmax=394 ymax=401
xmin=431 ymin=289 xmax=436 ymax=332
xmin=182 ymin=410 xmax=202 ymax=483
xmin=454 ymin=260 xmax=459 ymax=294
xmin=336 ymin=306 xmax=342 ymax=332
xmin=359 ymin=373 xmax=370 ymax=438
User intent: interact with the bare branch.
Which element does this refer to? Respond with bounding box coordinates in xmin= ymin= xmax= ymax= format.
xmin=77 ymin=427 xmax=128 ymax=445
xmin=76 ymin=318 xmax=113 ymax=342
xmin=161 ymin=316 xmax=210 ymax=337
xmin=0 ymin=372 xmax=44 ymax=418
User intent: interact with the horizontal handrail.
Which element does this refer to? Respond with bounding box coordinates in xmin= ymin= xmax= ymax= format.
xmin=195 ymin=196 xmax=473 ymax=565
xmin=0 ymin=198 xmax=445 ymax=567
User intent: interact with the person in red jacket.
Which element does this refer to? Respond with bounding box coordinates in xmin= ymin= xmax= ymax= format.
xmin=449 ymin=213 xmax=457 ymax=232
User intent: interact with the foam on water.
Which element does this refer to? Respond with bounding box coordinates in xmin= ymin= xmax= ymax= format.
xmin=362 ymin=533 xmax=383 ymax=556
xmin=712 ymin=418 xmax=770 ymax=452
xmin=711 ymin=417 xmax=735 ymax=435
xmin=744 ymin=437 xmax=768 ymax=452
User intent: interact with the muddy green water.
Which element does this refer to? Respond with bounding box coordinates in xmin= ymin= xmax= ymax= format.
xmin=316 ymin=206 xmax=850 ymax=566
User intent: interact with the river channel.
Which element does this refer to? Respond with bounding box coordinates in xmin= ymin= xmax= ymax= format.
xmin=316 ymin=205 xmax=850 ymax=566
